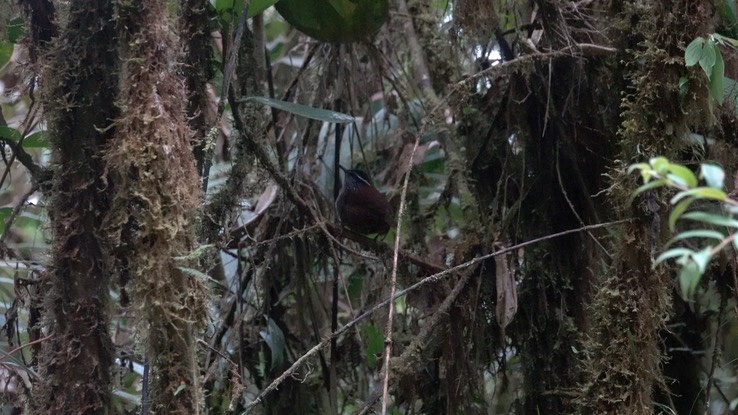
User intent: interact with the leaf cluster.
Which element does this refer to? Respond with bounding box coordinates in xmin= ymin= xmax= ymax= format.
xmin=630 ymin=157 xmax=736 ymax=300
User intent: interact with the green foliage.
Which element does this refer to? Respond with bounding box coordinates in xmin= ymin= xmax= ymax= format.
xmin=365 ymin=324 xmax=383 ymax=368
xmin=274 ymin=0 xmax=389 ymax=43
xmin=245 ymin=96 xmax=356 ymax=123
xmin=630 ymin=157 xmax=737 ymax=301
xmin=683 ymin=33 xmax=738 ymax=105
xmin=717 ymin=0 xmax=738 ymax=38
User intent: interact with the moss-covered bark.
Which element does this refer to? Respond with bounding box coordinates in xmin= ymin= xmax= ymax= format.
xmin=577 ymin=1 xmax=717 ymax=413
xmin=33 ymin=2 xmax=118 ymax=413
xmin=104 ymin=1 xmax=207 ymax=413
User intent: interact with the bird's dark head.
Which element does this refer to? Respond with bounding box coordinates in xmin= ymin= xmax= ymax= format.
xmin=339 ymin=165 xmax=373 ymax=191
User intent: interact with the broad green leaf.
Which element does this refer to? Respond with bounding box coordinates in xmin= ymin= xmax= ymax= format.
xmin=0 ymin=126 xmax=21 ymax=141
xmin=670 ymin=187 xmax=727 ymax=204
xmin=275 ymin=0 xmax=389 ymax=43
xmin=710 ymin=48 xmax=725 ymax=103
xmin=21 ymin=131 xmax=49 ymax=148
xmin=328 ymin=0 xmax=357 ymax=19
xmin=665 ymin=229 xmax=726 ymax=248
xmin=699 ymin=39 xmax=717 ymax=78
xmin=667 ymin=164 xmax=698 ymax=187
xmin=681 ymin=211 xmax=738 ymax=228
xmin=654 ymin=247 xmax=694 ymax=266
xmin=248 ymin=0 xmax=279 ymax=17
xmin=668 ymin=197 xmax=694 ymax=231
xmin=685 ymin=37 xmax=706 ymax=66
xmin=701 ymin=163 xmax=725 ymax=189
xmin=245 ymin=96 xmax=355 ymax=123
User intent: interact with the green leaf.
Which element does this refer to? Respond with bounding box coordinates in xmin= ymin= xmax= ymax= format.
xmin=668 ymin=197 xmax=694 ymax=231
xmin=630 ymin=179 xmax=667 ymax=203
xmin=720 ymin=34 xmax=738 ymax=48
xmin=689 ymin=246 xmax=713 ymax=273
xmin=709 ymin=48 xmax=725 ymax=103
xmin=670 ymin=187 xmax=727 ymax=204
xmin=0 ymin=41 xmax=12 ymax=70
xmin=0 ymin=126 xmax=22 ymax=142
xmin=627 ymin=162 xmax=650 ymax=175
xmin=665 ymin=229 xmax=726 ymax=248
xmin=654 ymin=247 xmax=694 ymax=266
xmin=699 ymin=39 xmax=717 ymax=78
xmin=21 ymin=131 xmax=49 ymax=148
xmin=701 ymin=163 xmax=725 ymax=189
xmin=245 ymin=96 xmax=355 ymax=123
xmin=248 ymin=0 xmax=279 ymax=17
xmin=275 ymin=0 xmax=389 ymax=43
xmin=649 ymin=156 xmax=670 ymax=175
xmin=366 ymin=324 xmax=383 ymax=368
xmin=666 ymin=164 xmax=698 ymax=187
xmin=679 ymin=76 xmax=690 ymax=96
xmin=7 ymin=17 xmax=25 ymax=43
xmin=678 ymin=260 xmax=701 ymax=301
xmin=681 ymin=211 xmax=738 ymax=228
xmin=685 ymin=37 xmax=706 ymax=67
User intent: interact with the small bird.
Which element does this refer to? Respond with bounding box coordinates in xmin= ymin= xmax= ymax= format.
xmin=335 ymin=166 xmax=393 ymax=235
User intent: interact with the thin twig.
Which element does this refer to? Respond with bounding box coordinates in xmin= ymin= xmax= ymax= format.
xmin=0 ymin=334 xmax=52 ymax=360
xmin=457 ymin=42 xmax=617 ymax=88
xmin=555 ymin=146 xmax=611 ymax=258
xmin=381 ymin=130 xmax=420 ymax=415
xmin=241 ymin=218 xmax=631 ymax=412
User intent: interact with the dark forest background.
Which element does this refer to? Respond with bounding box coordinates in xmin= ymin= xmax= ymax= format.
xmin=1 ymin=0 xmax=738 ymax=414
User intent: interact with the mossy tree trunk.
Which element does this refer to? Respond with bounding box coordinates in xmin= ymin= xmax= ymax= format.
xmin=32 ymin=2 xmax=118 ymax=413
xmin=29 ymin=0 xmax=207 ymax=413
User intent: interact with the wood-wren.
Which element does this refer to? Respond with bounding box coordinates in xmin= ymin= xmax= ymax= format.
xmin=335 ymin=165 xmax=393 ymax=235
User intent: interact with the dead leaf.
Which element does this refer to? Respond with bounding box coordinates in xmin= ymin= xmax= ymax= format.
xmin=495 ymin=241 xmax=518 ymax=334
